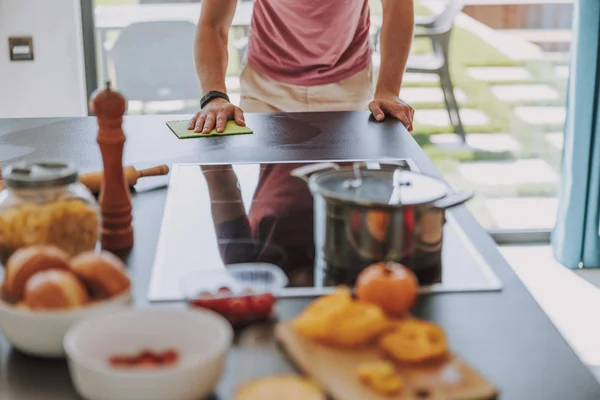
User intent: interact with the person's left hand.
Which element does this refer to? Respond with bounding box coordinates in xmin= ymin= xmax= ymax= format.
xmin=369 ymin=92 xmax=415 ymax=132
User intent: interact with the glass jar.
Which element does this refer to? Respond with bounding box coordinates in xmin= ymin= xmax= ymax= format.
xmin=0 ymin=160 xmax=101 ymax=265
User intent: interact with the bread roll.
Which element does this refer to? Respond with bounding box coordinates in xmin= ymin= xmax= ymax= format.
xmin=234 ymin=376 xmax=325 ymax=400
xmin=4 ymin=245 xmax=71 ymax=301
xmin=69 ymin=251 xmax=130 ymax=299
xmin=24 ymin=270 xmax=89 ymax=310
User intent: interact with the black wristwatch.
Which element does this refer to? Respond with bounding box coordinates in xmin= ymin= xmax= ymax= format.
xmin=201 ymin=91 xmax=230 ymax=109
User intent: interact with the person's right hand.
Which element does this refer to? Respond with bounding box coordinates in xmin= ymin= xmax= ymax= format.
xmin=188 ymin=98 xmax=246 ymax=134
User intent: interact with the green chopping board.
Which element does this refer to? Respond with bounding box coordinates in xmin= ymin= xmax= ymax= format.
xmin=167 ymin=120 xmax=253 ymax=139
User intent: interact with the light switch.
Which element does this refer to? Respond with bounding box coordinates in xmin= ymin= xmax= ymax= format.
xmin=8 ymin=37 xmax=34 ymax=61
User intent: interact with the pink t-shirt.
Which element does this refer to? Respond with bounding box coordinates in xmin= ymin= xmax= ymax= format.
xmin=247 ymin=0 xmax=372 ymax=87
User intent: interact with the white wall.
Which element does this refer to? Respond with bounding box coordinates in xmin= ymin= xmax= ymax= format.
xmin=0 ymin=0 xmax=88 ymax=118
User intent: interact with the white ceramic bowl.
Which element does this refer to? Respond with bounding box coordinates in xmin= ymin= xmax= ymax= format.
xmin=64 ymin=309 xmax=233 ymax=400
xmin=0 ymin=289 xmax=132 ymax=357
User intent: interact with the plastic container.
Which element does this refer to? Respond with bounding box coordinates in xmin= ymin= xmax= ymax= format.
xmin=0 ymin=160 xmax=100 ymax=264
xmin=182 ymin=263 xmax=288 ymax=327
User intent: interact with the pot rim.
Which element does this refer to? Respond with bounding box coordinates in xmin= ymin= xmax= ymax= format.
xmin=306 ymin=166 xmax=450 ymax=209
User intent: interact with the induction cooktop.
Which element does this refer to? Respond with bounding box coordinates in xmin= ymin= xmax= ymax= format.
xmin=148 ymin=159 xmax=502 ymax=301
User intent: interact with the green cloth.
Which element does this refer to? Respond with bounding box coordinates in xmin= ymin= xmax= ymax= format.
xmin=167 ymin=120 xmax=253 ymax=139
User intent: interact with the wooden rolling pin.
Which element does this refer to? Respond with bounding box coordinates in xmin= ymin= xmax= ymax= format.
xmin=0 ymin=165 xmax=169 ymax=193
xmin=81 ymin=165 xmax=169 ymax=194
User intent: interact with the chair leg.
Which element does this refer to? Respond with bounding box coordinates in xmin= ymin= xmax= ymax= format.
xmin=439 ymin=66 xmax=466 ymax=142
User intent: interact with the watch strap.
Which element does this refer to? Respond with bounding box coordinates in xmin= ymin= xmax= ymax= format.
xmin=201 ymin=91 xmax=230 ymax=109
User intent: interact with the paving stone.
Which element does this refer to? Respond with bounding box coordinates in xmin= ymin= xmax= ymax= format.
xmin=485 ymin=197 xmax=557 ymax=230
xmin=546 ymin=132 xmax=564 ymax=150
xmin=415 ymin=108 xmax=489 ymax=127
xmin=467 ymin=66 xmax=532 ymax=82
xmin=514 ymin=106 xmax=566 ymax=125
xmin=555 ymin=65 xmax=569 ymax=79
xmin=458 ymin=159 xmax=558 ymax=185
xmin=403 ymin=73 xmax=440 ymax=83
xmin=430 ymin=133 xmax=520 ymax=152
xmin=401 ymin=87 xmax=467 ymax=104
xmin=491 ymin=84 xmax=559 ymax=102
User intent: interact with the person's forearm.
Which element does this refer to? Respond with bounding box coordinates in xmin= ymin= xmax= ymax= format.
xmin=204 ymin=170 xmax=247 ymax=222
xmin=376 ymin=0 xmax=414 ymax=96
xmin=195 ymin=25 xmax=228 ymax=95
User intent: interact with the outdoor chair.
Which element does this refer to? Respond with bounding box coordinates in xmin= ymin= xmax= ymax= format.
xmin=109 ymin=20 xmax=198 ymax=113
xmin=373 ymin=0 xmax=466 ymax=141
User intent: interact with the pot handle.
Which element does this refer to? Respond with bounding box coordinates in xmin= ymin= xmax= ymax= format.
xmin=290 ymin=162 xmax=340 ymax=182
xmin=376 ymin=159 xmax=417 ymax=172
xmin=432 ymin=190 xmax=474 ymax=210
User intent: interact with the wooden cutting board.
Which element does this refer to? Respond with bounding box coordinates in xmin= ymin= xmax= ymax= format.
xmin=275 ymin=322 xmax=497 ymax=400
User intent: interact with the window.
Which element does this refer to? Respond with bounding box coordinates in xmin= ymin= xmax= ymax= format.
xmin=83 ymin=0 xmax=572 ymax=241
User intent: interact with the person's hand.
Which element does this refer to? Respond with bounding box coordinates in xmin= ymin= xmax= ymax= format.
xmin=369 ymin=92 xmax=414 ymax=132
xmin=188 ymin=98 xmax=246 ymax=134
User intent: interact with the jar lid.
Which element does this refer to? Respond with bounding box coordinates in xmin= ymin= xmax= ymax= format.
xmin=3 ymin=160 xmax=78 ymax=189
xmin=308 ymin=164 xmax=448 ymax=207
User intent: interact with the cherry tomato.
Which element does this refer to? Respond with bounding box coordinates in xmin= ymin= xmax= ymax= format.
xmin=189 ymin=294 xmax=229 ymax=315
xmin=218 ymin=286 xmax=232 ymax=295
xmin=211 ymin=297 xmax=231 ymax=314
xmin=136 ymin=359 xmax=158 ymax=368
xmin=227 ymin=297 xmax=249 ymax=320
xmin=248 ymin=293 xmax=276 ymax=318
xmin=109 ymin=355 xmax=131 ymax=367
xmin=161 ymin=350 xmax=178 ymax=365
xmin=137 ymin=350 xmax=154 ymax=361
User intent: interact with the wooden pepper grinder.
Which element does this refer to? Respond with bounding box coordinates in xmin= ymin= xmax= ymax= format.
xmin=91 ymin=81 xmax=134 ymax=251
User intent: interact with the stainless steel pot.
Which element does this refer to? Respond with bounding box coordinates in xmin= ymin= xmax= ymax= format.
xmin=291 ymin=161 xmax=473 ymax=286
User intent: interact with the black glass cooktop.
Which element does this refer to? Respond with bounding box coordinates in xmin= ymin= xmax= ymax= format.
xmin=149 ymin=159 xmax=502 ymax=301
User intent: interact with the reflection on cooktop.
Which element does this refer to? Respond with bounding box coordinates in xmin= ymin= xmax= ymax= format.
xmin=205 ymin=162 xmax=317 ymax=287
xmin=149 ymin=160 xmax=502 ymax=301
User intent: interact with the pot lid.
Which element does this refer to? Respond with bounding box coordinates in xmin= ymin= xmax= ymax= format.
xmin=3 ymin=160 xmax=78 ymax=189
xmin=309 ymin=166 xmax=449 ymax=207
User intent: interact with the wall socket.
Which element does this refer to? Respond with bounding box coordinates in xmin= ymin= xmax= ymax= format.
xmin=9 ymin=37 xmax=34 ymax=61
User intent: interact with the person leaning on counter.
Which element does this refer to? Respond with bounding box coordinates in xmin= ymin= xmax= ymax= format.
xmin=188 ymin=0 xmax=415 ymax=131
xmin=188 ymin=0 xmax=416 ymax=287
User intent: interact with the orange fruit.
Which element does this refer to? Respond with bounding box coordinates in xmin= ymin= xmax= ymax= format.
xmin=355 ymin=262 xmax=418 ymax=317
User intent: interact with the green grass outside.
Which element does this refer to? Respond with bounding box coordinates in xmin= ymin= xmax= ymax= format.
xmin=396 ymin=7 xmax=566 ymax=221
xmin=95 ymin=0 xmax=565 ymax=163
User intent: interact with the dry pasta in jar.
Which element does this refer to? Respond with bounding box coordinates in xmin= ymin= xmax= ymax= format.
xmin=0 ymin=161 xmax=100 ymax=264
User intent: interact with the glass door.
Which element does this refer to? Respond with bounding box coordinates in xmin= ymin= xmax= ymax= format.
xmin=80 ymin=0 xmax=572 ymax=242
xmin=86 ymin=0 xmax=250 ymax=114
